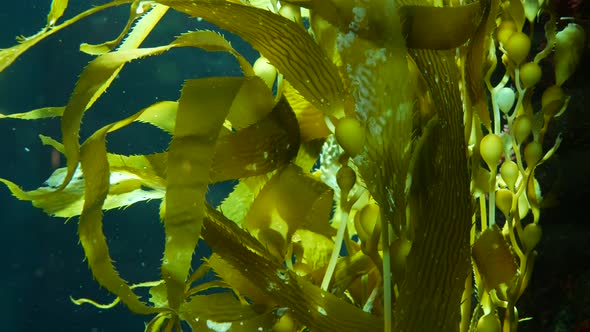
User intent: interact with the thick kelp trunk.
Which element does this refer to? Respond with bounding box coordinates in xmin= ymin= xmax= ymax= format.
xmin=393 ymin=49 xmax=472 ymax=331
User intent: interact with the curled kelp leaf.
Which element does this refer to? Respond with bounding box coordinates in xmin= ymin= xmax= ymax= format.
xmin=0 ymin=127 xmax=167 ymax=220
xmin=210 ymin=96 xmax=300 ymax=183
xmin=157 ymin=0 xmax=345 ymax=115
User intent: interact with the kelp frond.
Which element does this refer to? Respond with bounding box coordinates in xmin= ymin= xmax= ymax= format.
xmin=0 ymin=0 xmax=585 ymax=331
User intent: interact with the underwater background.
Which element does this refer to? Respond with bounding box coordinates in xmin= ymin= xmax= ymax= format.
xmin=0 ymin=1 xmax=589 ymax=331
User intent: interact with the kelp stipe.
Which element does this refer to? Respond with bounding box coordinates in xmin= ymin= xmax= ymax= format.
xmin=0 ymin=0 xmax=585 ymax=331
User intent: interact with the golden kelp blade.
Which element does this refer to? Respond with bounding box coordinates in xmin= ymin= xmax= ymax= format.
xmin=57 ymin=28 xmax=250 ymax=197
xmin=78 ymin=110 xmax=164 ymax=315
xmin=0 ymin=166 xmax=164 ymax=219
xmin=202 ymin=205 xmax=384 ymax=332
xmin=80 ymin=2 xmax=159 ymax=55
xmin=244 ymin=164 xmax=335 ymax=239
xmin=241 ymin=163 xmax=334 ymax=260
xmin=296 ymin=228 xmax=337 ymax=271
xmin=0 ymin=101 xmax=172 ymax=219
xmin=393 ymin=49 xmax=472 ymax=330
xmin=156 ymin=0 xmax=345 ymax=115
xmin=162 ymin=77 xmax=249 ymax=310
xmin=0 ymin=1 xmax=131 ymax=73
xmin=398 ymin=1 xmax=485 ymax=49
xmin=57 ymin=5 xmax=167 ymax=193
xmin=0 ymin=107 xmax=64 ymax=119
xmin=47 ymin=0 xmax=69 ymax=26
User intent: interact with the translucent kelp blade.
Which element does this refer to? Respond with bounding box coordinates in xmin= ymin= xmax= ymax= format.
xmin=225 ymin=76 xmax=274 ymax=129
xmin=78 ymin=111 xmax=163 ymax=315
xmin=283 ymin=80 xmax=331 ymax=142
xmin=57 ymin=5 xmax=167 ymax=193
xmin=285 ymin=0 xmax=483 ymax=49
xmin=472 ymin=225 xmax=518 ymax=290
xmin=465 ymin=0 xmax=498 ymax=132
xmin=179 ymin=293 xmax=277 ymax=331
xmin=135 ymin=101 xmax=178 ymax=135
xmin=0 ymin=102 xmax=172 ymax=219
xmin=394 ymin=49 xmax=473 ymax=330
xmin=0 ymin=107 xmax=65 ymax=119
xmin=144 ymin=313 xmax=170 ymax=332
xmin=162 ymin=77 xmax=246 ymax=310
xmin=202 ymin=205 xmax=384 ymax=332
xmin=398 ymin=1 xmax=485 ymax=49
xmin=218 ymin=175 xmax=270 ymax=226
xmin=80 ymin=2 xmax=159 ymax=55
xmin=244 ymin=164 xmax=335 ymax=241
xmin=0 ymin=0 xmax=131 ymax=73
xmin=156 ymin=0 xmax=345 ymax=115
xmin=294 ymin=229 xmax=334 ymax=271
xmin=174 ymin=30 xmax=254 ymax=77
xmin=210 ymin=96 xmax=300 ymax=183
xmin=331 ymin=250 xmax=375 ymax=297
xmin=47 ymin=0 xmax=69 ymax=26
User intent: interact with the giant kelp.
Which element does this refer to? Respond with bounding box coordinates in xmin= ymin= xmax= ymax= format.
xmin=0 ymin=0 xmax=585 ymax=331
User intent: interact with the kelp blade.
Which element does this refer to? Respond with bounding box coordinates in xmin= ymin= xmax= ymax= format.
xmin=162 ymin=77 xmax=247 ymax=310
xmin=78 ymin=110 xmax=164 ymax=315
xmin=157 ymin=0 xmax=345 ymax=115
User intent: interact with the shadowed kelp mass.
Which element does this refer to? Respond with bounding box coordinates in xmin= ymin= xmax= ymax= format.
xmin=0 ymin=0 xmax=586 ymax=331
